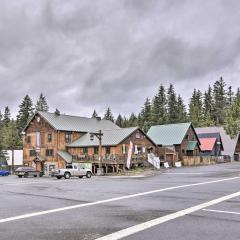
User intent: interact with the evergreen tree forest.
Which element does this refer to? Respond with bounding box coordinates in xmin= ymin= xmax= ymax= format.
xmin=0 ymin=77 xmax=239 ymax=160
xmin=111 ymin=78 xmax=240 ymax=137
xmin=0 ymin=93 xmax=49 ymax=156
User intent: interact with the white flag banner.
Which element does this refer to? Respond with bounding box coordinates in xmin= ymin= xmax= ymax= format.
xmin=147 ymin=153 xmax=160 ymax=169
xmin=126 ymin=141 xmax=133 ymax=169
xmin=134 ymin=145 xmax=138 ymax=154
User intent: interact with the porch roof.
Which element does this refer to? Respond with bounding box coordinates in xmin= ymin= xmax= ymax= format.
xmin=58 ymin=151 xmax=73 ymax=164
xmin=186 ymin=141 xmax=198 ymax=151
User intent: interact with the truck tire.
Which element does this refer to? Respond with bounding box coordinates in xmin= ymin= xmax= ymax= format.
xmin=56 ymin=176 xmax=62 ymax=179
xmin=24 ymin=172 xmax=28 ymax=178
xmin=64 ymin=172 xmax=71 ymax=179
xmin=18 ymin=175 xmax=22 ymax=178
xmin=79 ymin=176 xmax=83 ymax=178
xmin=86 ymin=171 xmax=92 ymax=178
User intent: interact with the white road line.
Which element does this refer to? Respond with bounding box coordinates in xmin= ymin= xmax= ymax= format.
xmin=0 ymin=176 xmax=239 ymax=224
xmin=202 ymin=209 xmax=240 ymax=215
xmin=96 ymin=191 xmax=240 ymax=240
xmin=163 ymin=173 xmax=204 ymax=175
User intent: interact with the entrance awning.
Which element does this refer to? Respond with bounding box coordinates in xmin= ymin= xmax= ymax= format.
xmin=34 ymin=155 xmax=45 ymax=162
xmin=187 ymin=141 xmax=198 ymax=151
xmin=58 ymin=151 xmax=73 ymax=164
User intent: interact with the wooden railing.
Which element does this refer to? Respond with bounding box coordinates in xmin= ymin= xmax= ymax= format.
xmin=72 ymin=154 xmax=148 ymax=164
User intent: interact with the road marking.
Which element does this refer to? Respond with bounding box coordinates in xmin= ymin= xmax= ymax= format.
xmin=1 ymin=180 xmax=61 ymax=186
xmin=96 ymin=191 xmax=240 ymax=240
xmin=163 ymin=172 xmax=204 ymax=175
xmin=202 ymin=209 xmax=240 ymax=215
xmin=0 ymin=176 xmax=239 ymax=224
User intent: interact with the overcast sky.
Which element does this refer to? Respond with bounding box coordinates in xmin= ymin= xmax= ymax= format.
xmin=0 ymin=0 xmax=240 ymax=118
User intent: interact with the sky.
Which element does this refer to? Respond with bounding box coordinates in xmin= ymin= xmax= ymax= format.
xmin=0 ymin=0 xmax=240 ymax=118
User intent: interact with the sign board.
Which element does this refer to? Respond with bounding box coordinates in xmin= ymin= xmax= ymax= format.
xmin=163 ymin=162 xmax=170 ymax=168
xmin=175 ymin=161 xmax=182 ymax=168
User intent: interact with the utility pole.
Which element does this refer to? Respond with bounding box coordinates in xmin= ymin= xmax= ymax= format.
xmin=90 ymin=130 xmax=104 ymax=175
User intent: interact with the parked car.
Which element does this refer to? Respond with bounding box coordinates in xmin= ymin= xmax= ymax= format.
xmin=15 ymin=167 xmax=43 ymax=178
xmin=0 ymin=170 xmax=10 ymax=176
xmin=54 ymin=165 xmax=92 ymax=179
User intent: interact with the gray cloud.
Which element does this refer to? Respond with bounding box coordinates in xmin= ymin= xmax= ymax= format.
xmin=0 ymin=0 xmax=240 ymax=118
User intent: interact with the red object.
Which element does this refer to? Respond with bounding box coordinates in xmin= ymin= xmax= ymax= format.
xmin=199 ymin=138 xmax=217 ymax=151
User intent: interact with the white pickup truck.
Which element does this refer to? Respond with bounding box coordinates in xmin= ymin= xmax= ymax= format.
xmin=54 ymin=165 xmax=92 ymax=179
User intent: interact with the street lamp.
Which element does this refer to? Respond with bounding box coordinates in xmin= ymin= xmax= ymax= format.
xmin=90 ymin=130 xmax=104 ymax=175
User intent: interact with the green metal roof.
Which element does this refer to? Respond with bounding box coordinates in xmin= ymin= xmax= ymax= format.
xmin=68 ymin=127 xmax=142 ymax=147
xmin=58 ymin=151 xmax=73 ymax=164
xmin=147 ymin=122 xmax=192 ymax=146
xmin=187 ymin=141 xmax=198 ymax=151
xmin=25 ymin=111 xmax=120 ymax=132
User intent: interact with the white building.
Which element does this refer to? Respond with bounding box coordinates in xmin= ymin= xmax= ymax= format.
xmin=5 ymin=150 xmax=23 ymax=166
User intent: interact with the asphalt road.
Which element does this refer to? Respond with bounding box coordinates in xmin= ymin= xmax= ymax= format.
xmin=0 ymin=162 xmax=239 ymax=240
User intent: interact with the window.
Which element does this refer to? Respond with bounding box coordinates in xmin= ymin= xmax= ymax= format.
xmin=94 ymin=147 xmax=99 ymax=154
xmin=29 ymin=150 xmax=36 ymax=157
xmin=46 ymin=149 xmax=54 ymax=156
xmin=106 ymin=147 xmax=111 ymax=154
xmin=65 ymin=132 xmax=72 ymax=143
xmin=185 ymin=135 xmax=188 ymax=140
xmin=48 ymin=133 xmax=52 ymax=142
xmin=27 ymin=136 xmax=31 ymax=144
xmin=135 ymin=132 xmax=141 ymax=139
xmin=82 ymin=147 xmax=88 ymax=154
xmin=182 ymin=149 xmax=185 ymax=154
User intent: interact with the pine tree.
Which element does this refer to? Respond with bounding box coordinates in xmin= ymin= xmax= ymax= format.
xmin=16 ymin=95 xmax=34 ymax=133
xmin=91 ymin=110 xmax=98 ymax=118
xmin=189 ymin=89 xmax=204 ymax=127
xmin=166 ymin=84 xmax=178 ymax=123
xmin=2 ymin=119 xmax=21 ymax=173
xmin=103 ymin=107 xmax=114 ymax=122
xmin=3 ymin=106 xmax=11 ymax=128
xmin=152 ymin=85 xmax=167 ymax=125
xmin=203 ymin=86 xmax=214 ymax=126
xmin=0 ymin=111 xmax=6 ymax=165
xmin=128 ymin=113 xmax=138 ymax=127
xmin=213 ymin=77 xmax=226 ymax=125
xmin=176 ymin=95 xmax=187 ymax=123
xmin=235 ymin=88 xmax=240 ymax=102
xmin=35 ymin=93 xmax=49 ymax=112
xmin=115 ymin=114 xmax=124 ymax=127
xmin=139 ymin=98 xmax=152 ymax=132
xmin=224 ymin=95 xmax=240 ymax=138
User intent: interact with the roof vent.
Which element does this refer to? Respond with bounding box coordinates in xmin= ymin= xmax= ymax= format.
xmin=55 ymin=109 xmax=60 ymax=116
xmin=96 ymin=116 xmax=101 ymax=121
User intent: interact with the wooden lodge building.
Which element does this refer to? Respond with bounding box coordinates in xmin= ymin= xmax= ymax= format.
xmin=23 ymin=111 xmax=156 ymax=175
xmin=197 ymin=132 xmax=224 ymax=157
xmin=147 ymin=122 xmax=201 ymax=166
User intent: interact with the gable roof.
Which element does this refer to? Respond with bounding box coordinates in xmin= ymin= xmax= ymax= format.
xmin=147 ymin=122 xmax=196 ymax=146
xmin=195 ymin=127 xmax=237 ymax=157
xmin=199 ymin=138 xmax=217 ymax=151
xmin=24 ymin=111 xmax=120 ymax=132
xmin=68 ymin=127 xmax=155 ymax=147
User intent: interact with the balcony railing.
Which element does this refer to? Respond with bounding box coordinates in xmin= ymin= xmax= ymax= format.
xmin=72 ymin=153 xmax=148 ymax=164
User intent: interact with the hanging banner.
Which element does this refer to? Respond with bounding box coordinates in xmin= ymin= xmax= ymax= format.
xmin=126 ymin=141 xmax=133 ymax=169
xmin=134 ymin=144 xmax=138 ymax=154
